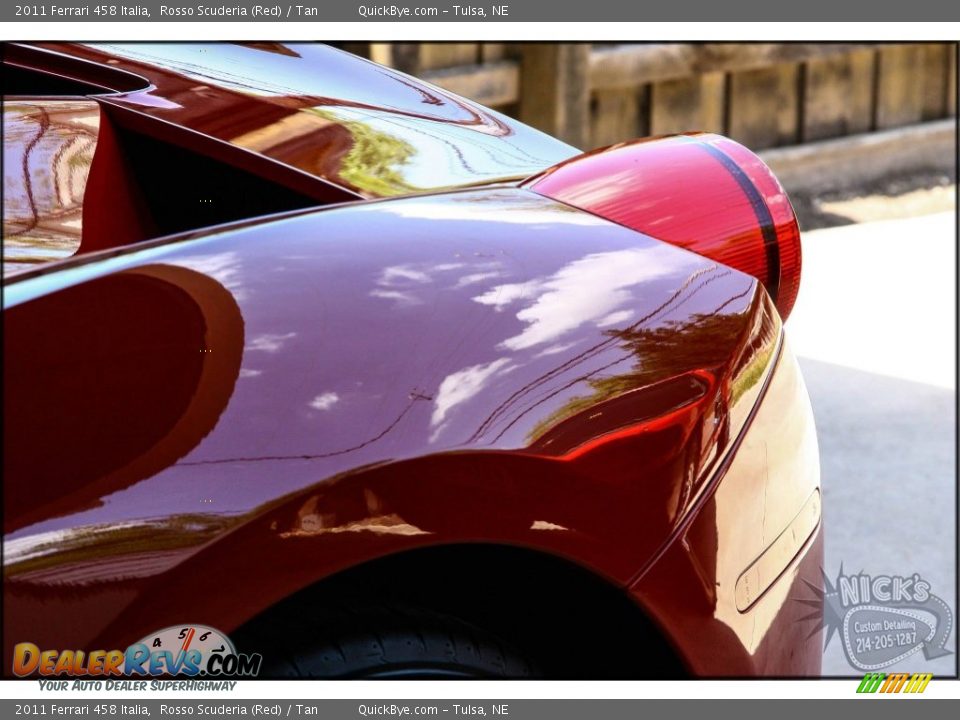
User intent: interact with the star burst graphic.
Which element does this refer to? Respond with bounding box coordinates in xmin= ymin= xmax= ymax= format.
xmin=796 ymin=564 xmax=847 ymax=650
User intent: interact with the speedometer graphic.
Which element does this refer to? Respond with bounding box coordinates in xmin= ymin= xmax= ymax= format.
xmin=132 ymin=624 xmax=242 ymax=676
xmin=138 ymin=625 xmax=236 ymax=658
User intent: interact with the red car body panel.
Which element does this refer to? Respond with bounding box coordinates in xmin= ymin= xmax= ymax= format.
xmin=4 ymin=41 xmax=577 ymax=273
xmin=524 ymin=133 xmax=804 ymax=319
xmin=9 ymin=42 xmax=578 ymax=198
xmin=631 ymin=344 xmax=822 ymax=675
xmin=2 ymin=43 xmax=823 ymax=678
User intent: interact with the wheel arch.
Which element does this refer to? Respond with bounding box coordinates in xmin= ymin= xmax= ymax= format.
xmin=230 ymin=542 xmax=689 ymax=679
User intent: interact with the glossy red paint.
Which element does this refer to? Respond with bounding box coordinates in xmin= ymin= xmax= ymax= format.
xmin=3 ymin=43 xmax=821 ymax=679
xmin=79 ymin=108 xmax=155 ymax=254
xmin=10 ymin=42 xmax=578 ymax=199
xmin=527 ymin=134 xmax=803 ymax=319
xmin=2 ymin=187 xmax=816 ymax=676
xmin=630 ymin=344 xmax=822 ymax=675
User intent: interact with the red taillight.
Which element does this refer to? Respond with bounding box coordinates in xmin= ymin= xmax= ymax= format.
xmin=525 ymin=133 xmax=802 ymax=320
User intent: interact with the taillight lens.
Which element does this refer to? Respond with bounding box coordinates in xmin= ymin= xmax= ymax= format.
xmin=525 ymin=133 xmax=802 ymax=320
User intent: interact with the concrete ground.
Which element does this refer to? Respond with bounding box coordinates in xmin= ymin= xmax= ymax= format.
xmin=786 ymin=186 xmax=957 ymax=677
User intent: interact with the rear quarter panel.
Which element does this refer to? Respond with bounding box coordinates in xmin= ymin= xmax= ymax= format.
xmin=3 ymin=188 xmax=779 ymax=669
xmin=630 ymin=343 xmax=823 ymax=676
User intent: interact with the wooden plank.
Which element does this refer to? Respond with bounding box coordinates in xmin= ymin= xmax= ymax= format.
xmin=590 ymin=43 xmax=889 ymax=92
xmin=590 ymin=87 xmax=644 ymax=149
xmin=480 ymin=43 xmax=510 ymax=63
xmin=698 ymin=72 xmax=726 ymax=134
xmin=519 ymin=44 xmax=591 ymax=149
xmin=339 ymin=43 xmax=372 ymax=60
xmin=802 ymin=49 xmax=875 ymax=141
xmin=761 ymin=119 xmax=956 ymax=195
xmin=649 ymin=72 xmax=725 ymax=136
xmin=876 ymin=45 xmax=925 ymax=129
xmin=419 ymin=44 xmax=480 ymax=71
xmin=697 ymin=44 xmax=876 ymax=74
xmin=590 ymin=44 xmax=695 ymax=89
xmin=921 ymin=44 xmax=950 ymax=121
xmin=368 ymin=44 xmax=393 ymax=67
xmin=422 ymin=61 xmax=520 ymax=107
xmin=949 ymin=44 xmax=958 ymax=117
xmin=387 ymin=44 xmax=425 ymax=75
xmin=727 ymin=64 xmax=801 ymax=150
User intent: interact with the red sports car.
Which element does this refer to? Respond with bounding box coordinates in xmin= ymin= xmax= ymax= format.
xmin=3 ymin=42 xmax=822 ymax=679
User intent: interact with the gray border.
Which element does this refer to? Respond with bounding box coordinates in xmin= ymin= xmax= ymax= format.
xmin=3 ymin=699 xmax=959 ymax=718
xmin=4 ymin=1 xmax=960 ymax=23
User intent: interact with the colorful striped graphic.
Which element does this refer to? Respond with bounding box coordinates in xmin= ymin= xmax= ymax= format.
xmin=857 ymin=672 xmax=932 ymax=694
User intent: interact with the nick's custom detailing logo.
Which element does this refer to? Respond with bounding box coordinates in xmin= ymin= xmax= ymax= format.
xmin=805 ymin=566 xmax=954 ymax=671
xmin=856 ymin=672 xmax=932 ymax=694
xmin=13 ymin=625 xmax=262 ymax=678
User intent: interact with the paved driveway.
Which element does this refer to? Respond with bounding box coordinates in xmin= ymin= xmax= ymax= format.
xmin=786 ymin=210 xmax=956 ymax=676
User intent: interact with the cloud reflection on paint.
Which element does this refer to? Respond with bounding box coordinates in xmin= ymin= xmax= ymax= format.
xmin=179 ymin=251 xmax=247 ymax=301
xmin=309 ymin=392 xmax=340 ymax=411
xmin=245 ymin=332 xmax=296 ymax=352
xmin=430 ymin=357 xmax=515 ymax=440
xmin=474 ymin=247 xmax=687 ymax=351
xmin=371 ymin=261 xmax=476 ymax=307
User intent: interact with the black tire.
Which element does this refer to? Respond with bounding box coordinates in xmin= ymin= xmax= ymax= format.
xmin=253 ymin=605 xmax=539 ymax=679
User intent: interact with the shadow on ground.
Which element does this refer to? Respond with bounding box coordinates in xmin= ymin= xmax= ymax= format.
xmin=798 ymin=356 xmax=956 ymax=677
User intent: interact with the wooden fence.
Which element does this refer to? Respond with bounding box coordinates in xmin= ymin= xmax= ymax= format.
xmin=341 ymin=43 xmax=957 ymax=152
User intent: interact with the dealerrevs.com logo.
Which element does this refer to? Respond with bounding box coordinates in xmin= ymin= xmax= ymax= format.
xmin=13 ymin=625 xmax=262 ymax=678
